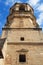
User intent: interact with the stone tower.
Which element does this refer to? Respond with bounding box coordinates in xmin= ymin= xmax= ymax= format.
xmin=0 ymin=3 xmax=43 ymax=65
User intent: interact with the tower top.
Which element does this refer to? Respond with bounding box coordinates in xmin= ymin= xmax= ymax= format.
xmin=10 ymin=3 xmax=34 ymax=14
xmin=4 ymin=3 xmax=40 ymax=28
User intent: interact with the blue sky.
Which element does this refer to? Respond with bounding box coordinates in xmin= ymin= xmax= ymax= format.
xmin=0 ymin=0 xmax=43 ymax=35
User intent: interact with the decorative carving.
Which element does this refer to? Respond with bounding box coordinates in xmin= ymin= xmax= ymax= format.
xmin=16 ymin=49 xmax=28 ymax=52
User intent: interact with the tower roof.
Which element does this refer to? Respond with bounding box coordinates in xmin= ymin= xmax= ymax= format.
xmin=10 ymin=3 xmax=34 ymax=11
xmin=10 ymin=3 xmax=34 ymax=14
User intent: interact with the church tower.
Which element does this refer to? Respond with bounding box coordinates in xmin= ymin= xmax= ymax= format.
xmin=0 ymin=3 xmax=43 ymax=65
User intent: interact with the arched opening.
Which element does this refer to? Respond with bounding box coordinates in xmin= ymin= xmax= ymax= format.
xmin=19 ymin=5 xmax=25 ymax=11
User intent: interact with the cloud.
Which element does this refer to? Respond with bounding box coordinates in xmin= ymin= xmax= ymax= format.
xmin=5 ymin=0 xmax=21 ymax=6
xmin=27 ymin=0 xmax=40 ymax=7
xmin=5 ymin=0 xmax=14 ymax=5
xmin=37 ymin=13 xmax=43 ymax=25
xmin=27 ymin=0 xmax=43 ymax=28
xmin=36 ymin=3 xmax=43 ymax=12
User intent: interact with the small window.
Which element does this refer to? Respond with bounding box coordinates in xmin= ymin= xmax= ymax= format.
xmin=19 ymin=54 xmax=26 ymax=62
xmin=20 ymin=37 xmax=24 ymax=41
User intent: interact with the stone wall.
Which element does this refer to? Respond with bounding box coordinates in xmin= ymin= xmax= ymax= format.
xmin=0 ymin=59 xmax=4 ymax=65
xmin=7 ymin=29 xmax=43 ymax=42
xmin=5 ymin=44 xmax=43 ymax=65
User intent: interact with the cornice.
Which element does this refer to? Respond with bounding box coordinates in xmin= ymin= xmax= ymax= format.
xmin=2 ymin=28 xmax=42 ymax=31
xmin=7 ymin=42 xmax=43 ymax=45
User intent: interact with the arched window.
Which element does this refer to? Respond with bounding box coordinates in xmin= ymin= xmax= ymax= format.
xmin=19 ymin=5 xmax=25 ymax=11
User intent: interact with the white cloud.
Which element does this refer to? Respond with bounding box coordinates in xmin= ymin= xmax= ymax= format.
xmin=27 ymin=0 xmax=40 ymax=7
xmin=5 ymin=0 xmax=21 ymax=6
xmin=37 ymin=13 xmax=43 ymax=25
xmin=36 ymin=3 xmax=43 ymax=12
xmin=27 ymin=0 xmax=43 ymax=28
xmin=5 ymin=0 xmax=14 ymax=5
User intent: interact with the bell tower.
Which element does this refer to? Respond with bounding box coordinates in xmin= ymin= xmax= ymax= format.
xmin=2 ymin=3 xmax=43 ymax=65
xmin=5 ymin=3 xmax=38 ymax=28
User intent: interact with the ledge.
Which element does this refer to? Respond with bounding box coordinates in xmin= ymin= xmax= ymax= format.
xmin=2 ymin=28 xmax=42 ymax=31
xmin=7 ymin=42 xmax=43 ymax=45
